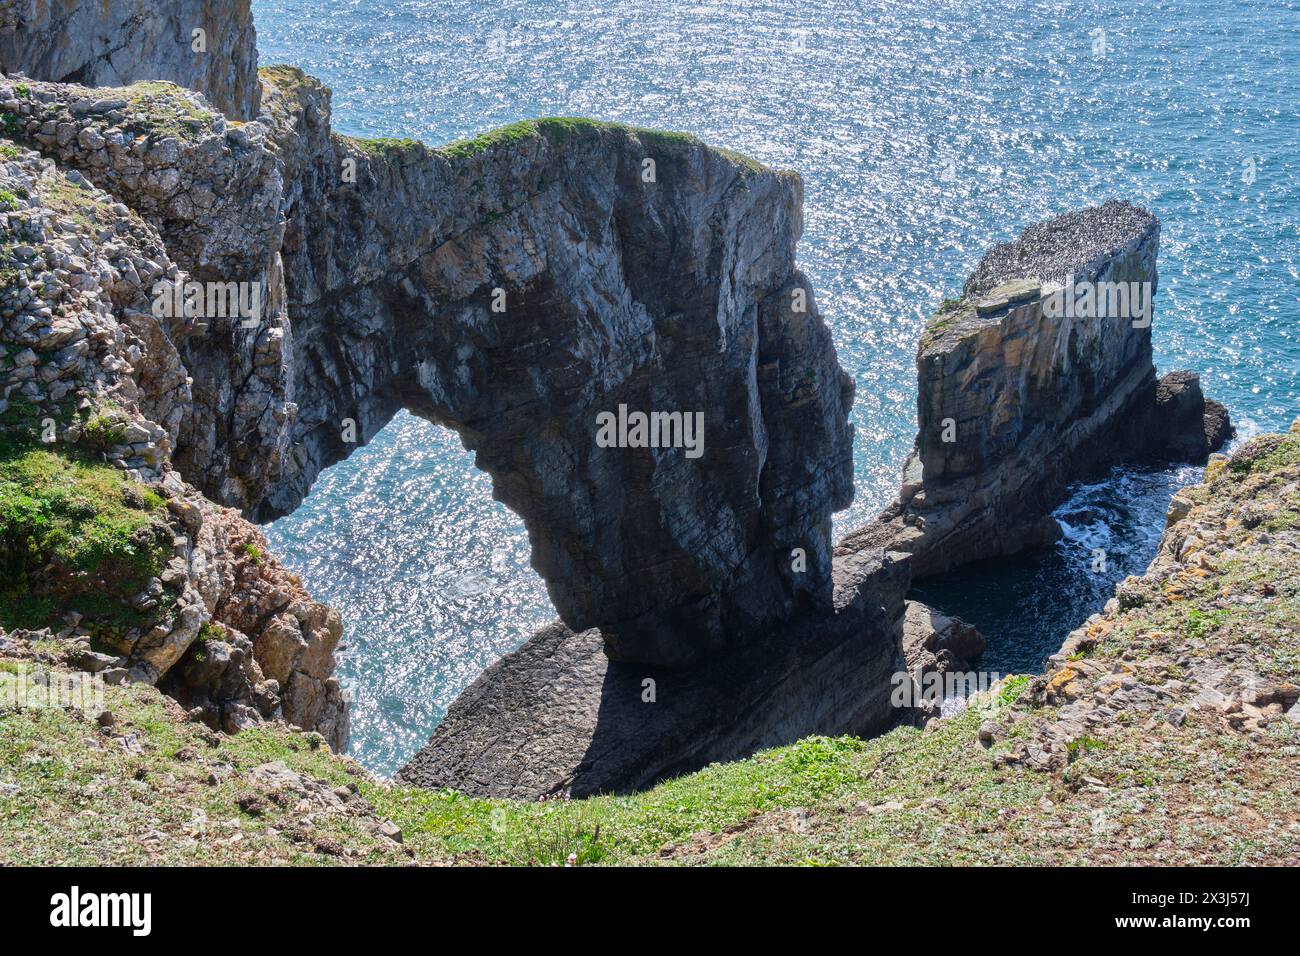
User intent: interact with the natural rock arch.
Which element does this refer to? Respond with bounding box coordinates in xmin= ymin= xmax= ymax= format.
xmin=172 ymin=74 xmax=857 ymax=668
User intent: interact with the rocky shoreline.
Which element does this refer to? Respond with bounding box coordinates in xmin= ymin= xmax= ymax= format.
xmin=0 ymin=1 xmax=1243 ymax=805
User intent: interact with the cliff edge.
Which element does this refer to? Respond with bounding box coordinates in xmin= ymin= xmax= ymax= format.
xmin=5 ymin=424 xmax=1295 ymax=864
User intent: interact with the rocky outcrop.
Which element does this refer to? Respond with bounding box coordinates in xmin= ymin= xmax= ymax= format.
xmin=902 ymin=601 xmax=985 ymax=671
xmin=0 ymin=0 xmax=261 ymax=120
xmin=991 ymin=421 xmax=1300 ymax=773
xmin=2 ymin=54 xmax=861 ymax=768
xmin=0 ymin=94 xmax=344 ymax=749
xmin=404 ymin=201 xmax=1232 ymax=797
xmin=253 ymin=73 xmax=855 ymax=668
xmin=0 ymin=476 xmax=348 ymax=752
xmin=838 ymin=202 xmax=1231 ymax=578
xmin=1 ymin=5 xmax=1238 ymax=794
xmin=398 ymin=547 xmax=908 ymax=797
xmin=2 ymin=66 xmax=855 ymax=671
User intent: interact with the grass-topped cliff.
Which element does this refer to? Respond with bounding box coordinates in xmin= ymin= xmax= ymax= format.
xmin=257 ymin=66 xmax=773 ymax=180
xmin=4 ymin=425 xmax=1297 ymax=865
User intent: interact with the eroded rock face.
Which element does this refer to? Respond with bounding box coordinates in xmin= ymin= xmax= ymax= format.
xmin=839 ymin=201 xmax=1231 ymax=577
xmin=254 ymin=73 xmax=856 ymax=668
xmin=0 ymin=98 xmax=345 ymax=750
xmin=404 ymin=202 xmax=1234 ymax=797
xmin=4 ymin=66 xmax=855 ymax=670
xmin=0 ymin=0 xmax=261 ymax=120
xmin=2 ymin=59 xmax=857 ymax=769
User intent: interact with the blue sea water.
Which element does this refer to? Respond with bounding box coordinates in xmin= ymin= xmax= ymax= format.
xmin=254 ymin=0 xmax=1299 ymax=775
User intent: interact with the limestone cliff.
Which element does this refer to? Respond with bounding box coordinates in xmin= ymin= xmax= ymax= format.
xmin=2 ymin=64 xmax=856 ymax=671
xmin=1 ymin=35 xmax=859 ymax=765
xmin=0 ymin=5 xmax=1236 ymax=797
xmin=0 ymin=79 xmax=343 ymax=748
xmin=838 ymin=202 xmax=1231 ymax=577
xmin=252 ymin=71 xmax=857 ymax=669
xmin=406 ymin=201 xmax=1230 ymax=798
xmin=0 ymin=0 xmax=261 ymax=120
xmin=4 ymin=424 xmax=1295 ymax=866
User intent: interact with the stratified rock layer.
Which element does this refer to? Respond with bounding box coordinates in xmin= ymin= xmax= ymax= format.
xmin=405 ymin=201 xmax=1232 ymax=798
xmin=839 ymin=201 xmax=1231 ymax=578
xmin=1 ymin=59 xmax=854 ymax=742
xmin=398 ymin=548 xmax=909 ymax=797
xmin=250 ymin=73 xmax=856 ymax=668
xmin=4 ymin=67 xmax=856 ymax=670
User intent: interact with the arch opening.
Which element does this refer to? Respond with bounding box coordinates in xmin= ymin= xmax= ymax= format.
xmin=262 ymin=410 xmax=555 ymax=776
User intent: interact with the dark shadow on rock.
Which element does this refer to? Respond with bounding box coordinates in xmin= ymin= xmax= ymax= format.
xmin=397 ymin=548 xmax=910 ymax=798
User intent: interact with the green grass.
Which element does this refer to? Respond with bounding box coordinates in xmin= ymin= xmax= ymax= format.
xmin=432 ymin=117 xmax=765 ymax=176
xmin=1184 ymin=607 xmax=1230 ymax=641
xmin=347 ymin=135 xmax=423 ymax=155
xmin=36 ymin=176 xmax=115 ymax=231
xmin=258 ymin=64 xmax=310 ymax=86
xmin=0 ymin=434 xmax=169 ymax=635
xmin=124 ymin=81 xmax=217 ymax=139
xmin=1229 ymin=432 xmax=1300 ymax=476
xmin=923 ymin=295 xmax=976 ymax=338
xmin=80 ymin=410 xmax=128 ymax=449
xmin=364 ymin=683 xmax=1034 ymax=865
xmin=435 ymin=119 xmax=548 ymax=159
xmin=2 ymin=427 xmax=1297 ymax=866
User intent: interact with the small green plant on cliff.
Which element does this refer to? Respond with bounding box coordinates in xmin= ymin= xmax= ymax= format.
xmin=258 ymin=64 xmax=309 ymax=86
xmin=0 ymin=112 xmax=20 ymax=137
xmin=80 ymin=409 xmax=128 ymax=449
xmin=511 ymin=813 xmax=607 ymax=867
xmin=437 ymin=119 xmax=544 ymax=159
xmin=0 ymin=141 xmax=19 ymax=159
xmin=37 ymin=177 xmax=116 ymax=232
xmin=1229 ymin=433 xmax=1300 ymax=477
xmin=997 ymin=673 xmax=1032 ymax=705
xmin=1184 ymin=607 xmax=1230 ymax=641
xmin=242 ymin=542 xmax=263 ymax=565
xmin=1065 ymin=734 xmax=1106 ymax=762
xmin=14 ymin=84 xmax=29 ymax=99
xmin=0 ymin=189 xmax=18 ymax=211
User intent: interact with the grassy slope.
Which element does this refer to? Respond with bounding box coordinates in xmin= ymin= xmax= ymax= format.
xmin=2 ymin=432 xmax=1298 ymax=865
xmin=0 ymin=434 xmax=171 ymax=639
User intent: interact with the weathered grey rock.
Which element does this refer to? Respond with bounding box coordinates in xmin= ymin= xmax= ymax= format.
xmin=0 ymin=0 xmax=260 ymax=119
xmin=902 ymin=600 xmax=985 ymax=673
xmin=398 ymin=547 xmax=909 ymax=798
xmin=5 ymin=67 xmax=856 ymax=670
xmin=1119 ymin=369 xmax=1232 ymax=462
xmin=838 ymin=201 xmax=1231 ymax=578
xmin=248 ymin=73 xmax=856 ymax=668
xmin=2 ymin=9 xmax=1238 ymax=795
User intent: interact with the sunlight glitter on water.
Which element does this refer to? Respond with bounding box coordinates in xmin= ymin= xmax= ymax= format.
xmin=256 ymin=0 xmax=1299 ymax=773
